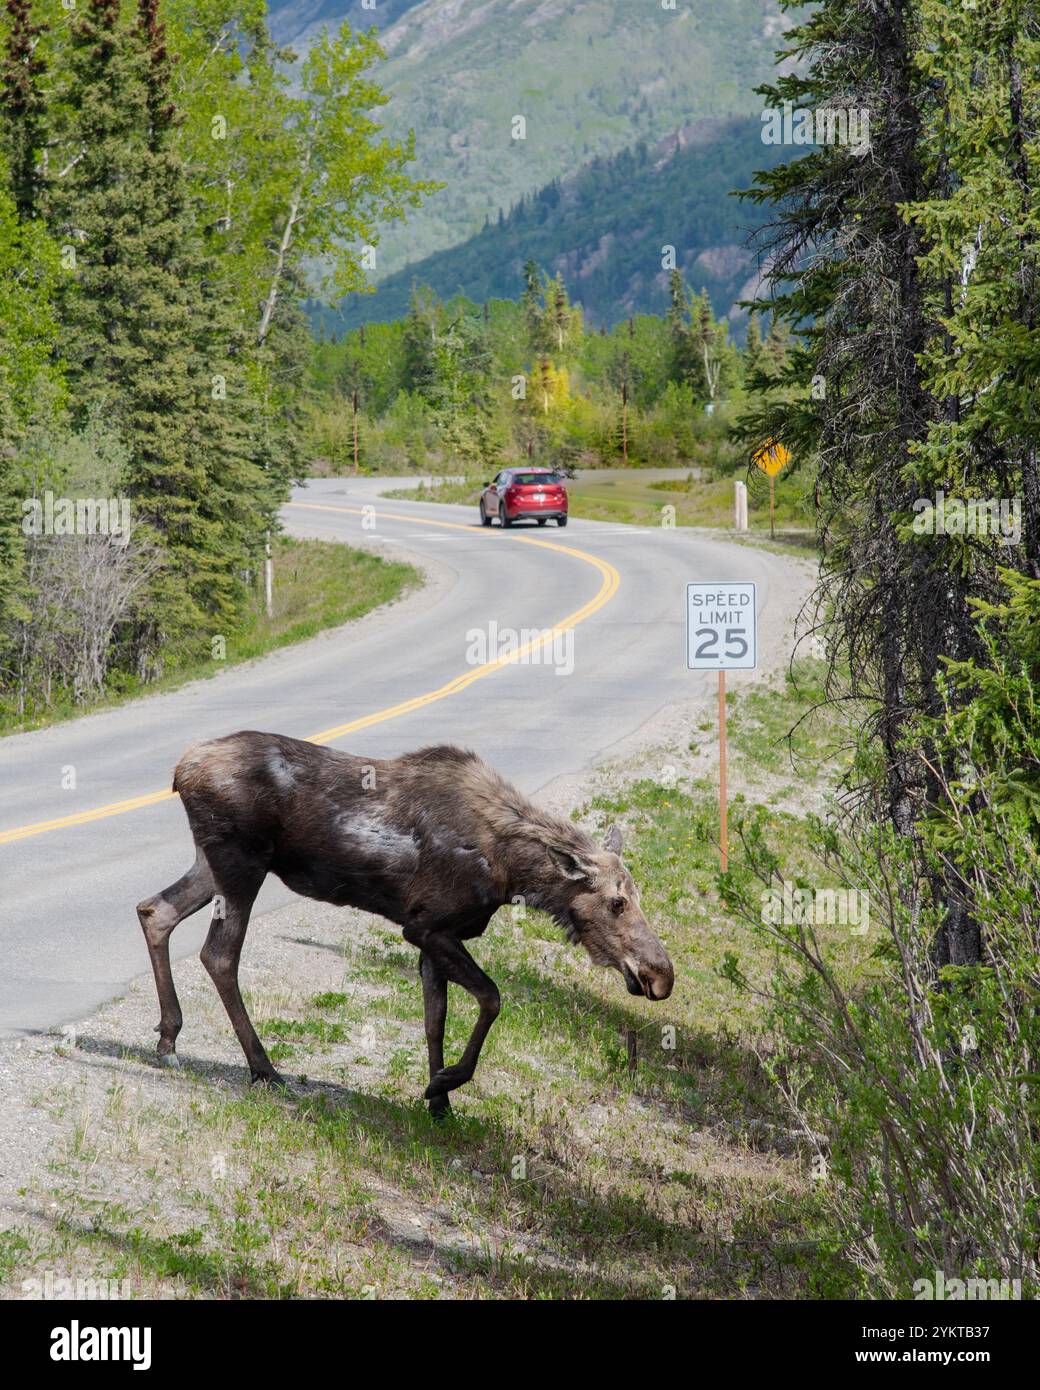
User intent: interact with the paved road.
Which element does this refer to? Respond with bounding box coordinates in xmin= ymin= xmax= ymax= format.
xmin=0 ymin=477 xmax=801 ymax=1033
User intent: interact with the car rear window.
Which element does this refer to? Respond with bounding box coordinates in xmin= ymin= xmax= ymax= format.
xmin=510 ymin=472 xmax=563 ymax=486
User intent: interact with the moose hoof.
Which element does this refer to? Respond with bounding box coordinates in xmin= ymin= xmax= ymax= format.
xmin=427 ymin=1093 xmax=452 ymax=1121
xmin=424 ymin=1064 xmax=470 ymax=1099
xmin=159 ymin=1051 xmax=181 ymax=1069
xmin=250 ymin=1068 xmax=287 ymax=1089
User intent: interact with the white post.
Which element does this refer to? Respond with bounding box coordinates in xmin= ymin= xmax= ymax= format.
xmin=734 ymin=480 xmax=748 ymax=531
xmin=264 ymin=533 xmax=274 ymax=618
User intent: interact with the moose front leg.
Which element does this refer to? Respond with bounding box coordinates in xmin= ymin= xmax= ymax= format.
xmin=405 ymin=925 xmax=500 ymax=1111
xmin=418 ymin=953 xmax=450 ymax=1118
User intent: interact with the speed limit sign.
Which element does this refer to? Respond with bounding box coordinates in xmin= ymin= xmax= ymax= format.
xmin=685 ymin=583 xmax=757 ymax=670
xmin=685 ymin=582 xmax=758 ymax=873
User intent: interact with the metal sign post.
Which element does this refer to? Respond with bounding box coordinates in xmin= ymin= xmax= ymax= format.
xmin=686 ymin=583 xmax=758 ymax=872
xmin=718 ymin=669 xmax=728 ymax=869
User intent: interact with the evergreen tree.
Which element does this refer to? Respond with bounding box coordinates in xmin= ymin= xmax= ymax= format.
xmin=545 ymin=269 xmax=582 ymax=356
xmin=907 ymin=0 xmax=1040 ymax=578
xmin=0 ymin=0 xmax=46 ymax=219
xmin=47 ymin=0 xmax=262 ymax=665
xmin=744 ymin=310 xmax=763 ymax=371
xmin=743 ymin=0 xmax=990 ymax=964
xmin=137 ymin=0 xmax=269 ymax=646
xmin=665 ymin=267 xmax=701 ymax=392
xmin=0 ymin=154 xmax=62 ymax=673
xmin=521 ymin=258 xmax=550 ymax=356
xmin=694 ymin=295 xmax=729 ymax=406
xmin=402 ymin=284 xmax=438 ymax=399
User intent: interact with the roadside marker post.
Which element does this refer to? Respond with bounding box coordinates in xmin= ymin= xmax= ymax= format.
xmin=734 ymin=479 xmax=748 ymax=531
xmin=686 ymin=582 xmax=758 ymax=872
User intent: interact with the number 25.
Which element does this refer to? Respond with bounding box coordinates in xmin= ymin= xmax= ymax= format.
xmin=694 ymin=628 xmax=748 ymax=660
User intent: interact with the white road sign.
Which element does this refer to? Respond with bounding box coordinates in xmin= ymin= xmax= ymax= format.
xmin=686 ymin=582 xmax=757 ymax=670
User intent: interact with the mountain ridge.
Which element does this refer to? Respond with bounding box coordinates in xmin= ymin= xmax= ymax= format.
xmin=311 ymin=115 xmax=787 ymax=336
xmin=266 ymin=0 xmax=802 ymax=285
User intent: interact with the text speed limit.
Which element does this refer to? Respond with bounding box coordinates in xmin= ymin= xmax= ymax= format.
xmin=685 ymin=583 xmax=757 ymax=670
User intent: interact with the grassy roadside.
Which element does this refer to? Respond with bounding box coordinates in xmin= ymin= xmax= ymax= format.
xmin=383 ymin=472 xmax=815 ymax=554
xmin=0 ymin=538 xmax=420 ymax=737
xmin=0 ymin=658 xmax=876 ymax=1300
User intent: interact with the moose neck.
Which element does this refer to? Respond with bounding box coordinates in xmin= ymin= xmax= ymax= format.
xmin=491 ymin=822 xmax=590 ymax=928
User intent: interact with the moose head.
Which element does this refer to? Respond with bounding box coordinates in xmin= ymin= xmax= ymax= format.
xmin=549 ymin=824 xmax=674 ymax=1001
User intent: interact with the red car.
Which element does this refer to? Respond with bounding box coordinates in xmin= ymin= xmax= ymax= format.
xmin=479 ymin=468 xmax=569 ymax=528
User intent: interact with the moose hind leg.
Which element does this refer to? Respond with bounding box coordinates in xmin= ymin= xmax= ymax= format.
xmin=199 ymin=850 xmax=280 ymax=1085
xmin=137 ymin=850 xmax=215 ymax=1063
xmin=419 ymin=952 xmax=450 ymax=1119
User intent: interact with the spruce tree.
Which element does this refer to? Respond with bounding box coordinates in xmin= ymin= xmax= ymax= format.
xmin=0 ymin=0 xmax=46 ymax=219
xmin=0 ymin=156 xmax=61 ymax=679
xmin=136 ymin=0 xmax=266 ymax=641
xmin=521 ymin=259 xmax=550 ymax=356
xmin=402 ymin=285 xmax=438 ymax=399
xmin=47 ymin=0 xmax=263 ymax=666
xmin=665 ymin=268 xmax=701 ymax=392
xmin=908 ymin=0 xmax=1040 ymax=578
xmin=743 ymin=0 xmax=992 ymax=964
xmin=744 ymin=310 xmax=763 ymax=370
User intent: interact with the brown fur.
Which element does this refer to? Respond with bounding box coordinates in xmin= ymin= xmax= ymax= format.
xmin=138 ymin=731 xmax=673 ymax=1113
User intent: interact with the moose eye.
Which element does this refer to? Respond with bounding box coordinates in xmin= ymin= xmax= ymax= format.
xmin=610 ymin=896 xmax=626 ymax=916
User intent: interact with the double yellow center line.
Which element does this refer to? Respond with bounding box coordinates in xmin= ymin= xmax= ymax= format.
xmin=0 ymin=503 xmax=620 ymax=846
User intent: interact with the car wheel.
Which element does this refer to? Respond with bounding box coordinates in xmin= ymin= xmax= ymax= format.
xmin=557 ymin=516 xmax=568 ymax=527
xmin=479 ymin=501 xmax=491 ymax=527
xmin=537 ymin=518 xmax=546 ymax=526
xmin=501 ymin=509 xmax=513 ymax=528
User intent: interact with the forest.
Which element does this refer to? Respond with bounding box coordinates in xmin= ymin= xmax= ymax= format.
xmin=305 ymin=266 xmax=791 ymax=478
xmin=0 ymin=0 xmax=431 ymax=721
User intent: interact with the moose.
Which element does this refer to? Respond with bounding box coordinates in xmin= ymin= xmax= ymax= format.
xmin=137 ymin=731 xmax=674 ymax=1114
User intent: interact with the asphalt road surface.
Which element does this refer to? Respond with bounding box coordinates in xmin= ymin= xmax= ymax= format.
xmin=0 ymin=477 xmax=802 ymax=1034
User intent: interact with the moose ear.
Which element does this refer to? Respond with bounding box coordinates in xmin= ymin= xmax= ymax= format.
xmin=602 ymin=824 xmax=623 ymax=855
xmin=548 ymin=845 xmax=594 ymax=882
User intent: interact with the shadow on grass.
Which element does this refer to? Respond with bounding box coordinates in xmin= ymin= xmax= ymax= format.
xmin=280 ymin=933 xmax=349 ymax=957
xmin=58 ymin=953 xmax=829 ymax=1299
xmin=65 ymin=1034 xmax=804 ymax=1297
xmin=22 ymin=1209 xmax=295 ymax=1299
xmin=35 ymin=1200 xmax=677 ymax=1299
xmin=478 ymin=958 xmax=784 ymax=1137
xmin=69 ymin=1034 xmax=314 ymax=1094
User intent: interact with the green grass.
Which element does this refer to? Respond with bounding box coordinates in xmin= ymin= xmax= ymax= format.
xmin=723 ymin=657 xmax=851 ymax=787
xmin=3 ymin=658 xmax=871 ymax=1299
xmin=383 ymin=471 xmax=816 ymax=553
xmin=0 ymin=537 xmax=420 ymax=736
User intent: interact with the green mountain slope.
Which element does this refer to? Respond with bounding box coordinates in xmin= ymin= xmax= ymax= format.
xmin=268 ymin=0 xmax=423 ymax=48
xmin=311 ymin=116 xmax=788 ymax=335
xmin=269 ymin=0 xmax=802 ymax=282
